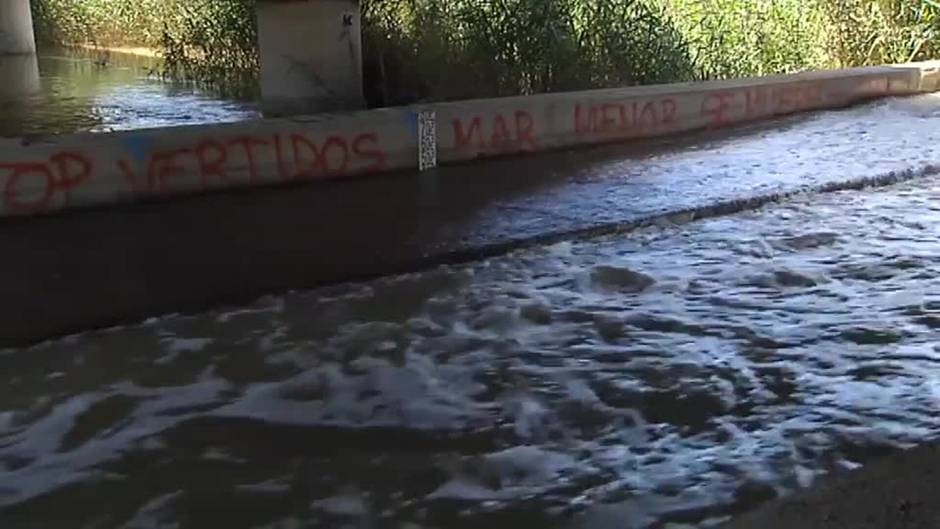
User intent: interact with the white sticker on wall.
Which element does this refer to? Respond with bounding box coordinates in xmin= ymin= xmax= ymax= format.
xmin=418 ymin=110 xmax=437 ymax=171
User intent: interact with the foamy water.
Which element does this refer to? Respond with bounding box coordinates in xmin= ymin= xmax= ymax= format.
xmin=5 ymin=96 xmax=940 ymax=528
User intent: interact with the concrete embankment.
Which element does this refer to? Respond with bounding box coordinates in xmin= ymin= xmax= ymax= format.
xmin=5 ymin=91 xmax=940 ymax=348
xmin=3 ymin=64 xmax=940 ymax=347
xmin=1 ymin=62 xmax=939 ymax=217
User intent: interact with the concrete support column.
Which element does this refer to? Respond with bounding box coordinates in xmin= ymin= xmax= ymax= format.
xmin=257 ymin=0 xmax=365 ymax=117
xmin=0 ymin=54 xmax=40 ymax=99
xmin=0 ymin=0 xmax=37 ymax=56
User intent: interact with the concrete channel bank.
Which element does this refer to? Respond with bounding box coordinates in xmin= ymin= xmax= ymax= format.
xmin=1 ymin=62 xmax=940 ymax=217
xmin=3 ymin=62 xmax=940 ymax=348
xmin=4 ymin=62 xmax=940 ymax=529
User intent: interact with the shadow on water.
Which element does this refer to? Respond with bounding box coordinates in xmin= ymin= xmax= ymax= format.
xmin=0 ymin=47 xmax=259 ymax=138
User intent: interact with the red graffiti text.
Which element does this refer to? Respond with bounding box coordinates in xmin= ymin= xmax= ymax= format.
xmin=118 ymin=131 xmax=387 ymax=195
xmin=700 ymin=83 xmax=827 ymax=127
xmin=575 ymin=99 xmax=678 ymax=137
xmin=452 ymin=111 xmax=537 ymax=153
xmin=0 ymin=152 xmax=93 ymax=213
xmin=743 ymin=83 xmax=824 ymax=119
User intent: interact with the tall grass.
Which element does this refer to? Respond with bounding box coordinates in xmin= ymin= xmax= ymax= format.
xmin=158 ymin=0 xmax=257 ymax=98
xmin=362 ymin=0 xmax=695 ymax=105
xmin=662 ymin=0 xmax=834 ymax=79
xmin=31 ymin=0 xmax=258 ymax=97
xmin=28 ymin=0 xmax=940 ymax=105
xmin=822 ymin=0 xmax=940 ymax=66
xmin=30 ymin=0 xmax=169 ymax=47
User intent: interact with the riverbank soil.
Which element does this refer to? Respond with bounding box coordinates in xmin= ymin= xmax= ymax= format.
xmin=724 ymin=443 xmax=940 ymax=529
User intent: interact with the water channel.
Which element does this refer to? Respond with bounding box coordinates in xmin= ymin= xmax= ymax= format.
xmin=3 ymin=48 xmax=940 ymax=529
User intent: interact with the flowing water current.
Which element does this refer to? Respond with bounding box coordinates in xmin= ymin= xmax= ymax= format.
xmin=4 ymin=163 xmax=940 ymax=529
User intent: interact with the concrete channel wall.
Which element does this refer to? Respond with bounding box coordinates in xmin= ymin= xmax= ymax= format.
xmin=2 ymin=62 xmax=940 ymax=217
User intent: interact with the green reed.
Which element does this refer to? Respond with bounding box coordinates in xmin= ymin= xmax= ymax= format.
xmin=27 ymin=0 xmax=940 ymax=105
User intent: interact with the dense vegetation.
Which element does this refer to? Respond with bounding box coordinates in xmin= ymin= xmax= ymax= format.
xmin=29 ymin=0 xmax=940 ymax=105
xmin=31 ymin=0 xmax=257 ymax=96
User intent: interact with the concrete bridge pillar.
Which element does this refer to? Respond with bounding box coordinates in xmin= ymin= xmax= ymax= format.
xmin=256 ymin=0 xmax=365 ymax=117
xmin=0 ymin=54 xmax=40 ymax=99
xmin=0 ymin=0 xmax=37 ymax=56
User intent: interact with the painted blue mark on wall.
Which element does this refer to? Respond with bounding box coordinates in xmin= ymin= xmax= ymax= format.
xmin=120 ymin=135 xmax=156 ymax=164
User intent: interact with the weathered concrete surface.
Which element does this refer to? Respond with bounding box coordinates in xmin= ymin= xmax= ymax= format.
xmin=0 ymin=53 xmax=39 ymax=98
xmin=257 ymin=0 xmax=365 ymax=116
xmin=1 ymin=62 xmax=939 ymax=217
xmin=0 ymin=0 xmax=36 ymax=56
xmin=723 ymin=443 xmax=940 ymax=529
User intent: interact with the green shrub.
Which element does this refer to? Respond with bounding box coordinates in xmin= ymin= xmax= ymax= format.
xmin=362 ymin=0 xmax=695 ymax=104
xmin=159 ymin=0 xmax=258 ymax=97
xmin=30 ymin=0 xmax=259 ymax=97
xmin=31 ymin=0 xmax=172 ymax=47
